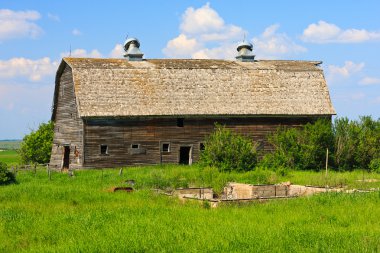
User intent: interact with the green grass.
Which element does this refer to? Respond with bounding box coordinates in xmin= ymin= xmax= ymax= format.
xmin=0 ymin=150 xmax=21 ymax=165
xmin=1 ymin=166 xmax=380 ymax=252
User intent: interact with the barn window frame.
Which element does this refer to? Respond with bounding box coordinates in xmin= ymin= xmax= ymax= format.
xmin=100 ymin=144 xmax=109 ymax=155
xmin=161 ymin=142 xmax=170 ymax=152
xmin=131 ymin=144 xmax=140 ymax=149
xmin=199 ymin=142 xmax=205 ymax=151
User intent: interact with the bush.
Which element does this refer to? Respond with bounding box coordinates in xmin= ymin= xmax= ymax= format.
xmin=0 ymin=162 xmax=16 ymax=185
xmin=334 ymin=116 xmax=380 ymax=171
xmin=369 ymin=158 xmax=380 ymax=173
xmin=200 ymin=124 xmax=258 ymax=172
xmin=261 ymin=119 xmax=334 ymax=171
xmin=19 ymin=121 xmax=54 ymax=164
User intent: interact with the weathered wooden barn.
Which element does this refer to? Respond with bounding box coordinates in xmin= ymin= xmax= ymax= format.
xmin=49 ymin=38 xmax=335 ymax=169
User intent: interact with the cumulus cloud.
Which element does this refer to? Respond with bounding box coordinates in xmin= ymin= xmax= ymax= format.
xmin=359 ymin=77 xmax=380 ymax=86
xmin=327 ymin=61 xmax=364 ymax=82
xmin=253 ymin=24 xmax=306 ymax=59
xmin=0 ymin=9 xmax=43 ymax=41
xmin=180 ymin=3 xmax=224 ymax=35
xmin=163 ymin=3 xmax=304 ymax=60
xmin=109 ymin=44 xmax=124 ymax=58
xmin=163 ymin=3 xmax=246 ymax=59
xmin=163 ymin=34 xmax=202 ymax=58
xmin=60 ymin=49 xmax=102 ymax=58
xmin=0 ymin=57 xmax=58 ymax=82
xmin=301 ymin=21 xmax=380 ymax=43
xmin=72 ymin=28 xmax=82 ymax=36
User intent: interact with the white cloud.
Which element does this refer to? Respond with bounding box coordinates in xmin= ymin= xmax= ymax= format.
xmin=60 ymin=49 xmax=102 ymax=58
xmin=47 ymin=13 xmax=60 ymax=22
xmin=109 ymin=44 xmax=124 ymax=58
xmin=163 ymin=4 xmax=304 ymax=60
xmin=72 ymin=28 xmax=81 ymax=36
xmin=0 ymin=9 xmax=43 ymax=41
xmin=0 ymin=57 xmax=58 ymax=82
xmin=180 ymin=3 xmax=224 ymax=35
xmin=163 ymin=34 xmax=202 ymax=58
xmin=327 ymin=61 xmax=364 ymax=81
xmin=163 ymin=3 xmax=245 ymax=59
xmin=253 ymin=24 xmax=307 ymax=59
xmin=359 ymin=77 xmax=380 ymax=86
xmin=302 ymin=21 xmax=380 ymax=43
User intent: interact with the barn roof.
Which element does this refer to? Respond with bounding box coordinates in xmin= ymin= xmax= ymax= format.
xmin=53 ymin=57 xmax=335 ymax=119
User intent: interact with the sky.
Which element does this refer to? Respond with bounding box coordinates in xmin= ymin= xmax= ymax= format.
xmin=0 ymin=0 xmax=380 ymax=139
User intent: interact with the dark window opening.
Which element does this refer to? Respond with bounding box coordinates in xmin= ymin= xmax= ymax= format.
xmin=177 ymin=118 xmax=184 ymax=127
xmin=179 ymin=146 xmax=191 ymax=165
xmin=131 ymin=144 xmax=140 ymax=149
xmin=63 ymin=146 xmax=70 ymax=169
xmin=162 ymin=143 xmax=170 ymax=152
xmin=100 ymin=145 xmax=108 ymax=155
xmin=200 ymin=143 xmax=205 ymax=151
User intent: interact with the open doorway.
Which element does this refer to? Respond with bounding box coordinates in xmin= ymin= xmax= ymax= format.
xmin=179 ymin=146 xmax=192 ymax=165
xmin=63 ymin=146 xmax=70 ymax=169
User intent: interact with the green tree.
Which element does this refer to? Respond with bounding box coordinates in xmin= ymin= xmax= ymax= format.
xmin=19 ymin=121 xmax=54 ymax=164
xmin=334 ymin=116 xmax=380 ymax=171
xmin=261 ymin=119 xmax=334 ymax=171
xmin=200 ymin=124 xmax=258 ymax=172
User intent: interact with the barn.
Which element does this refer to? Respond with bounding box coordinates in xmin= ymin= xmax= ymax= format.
xmin=49 ymin=38 xmax=335 ymax=169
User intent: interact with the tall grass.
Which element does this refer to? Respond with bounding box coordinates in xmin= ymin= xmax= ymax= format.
xmin=1 ymin=166 xmax=380 ymax=252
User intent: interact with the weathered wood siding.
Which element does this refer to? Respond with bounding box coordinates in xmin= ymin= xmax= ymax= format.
xmin=82 ymin=116 xmax=326 ymax=168
xmin=50 ymin=65 xmax=83 ymax=169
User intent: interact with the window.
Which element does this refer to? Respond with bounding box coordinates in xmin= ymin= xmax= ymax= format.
xmin=162 ymin=143 xmax=170 ymax=152
xmin=200 ymin=143 xmax=205 ymax=151
xmin=100 ymin=145 xmax=108 ymax=155
xmin=177 ymin=118 xmax=184 ymax=127
xmin=131 ymin=144 xmax=140 ymax=149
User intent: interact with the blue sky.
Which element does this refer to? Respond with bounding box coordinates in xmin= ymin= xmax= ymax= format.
xmin=1 ymin=0 xmax=380 ymax=139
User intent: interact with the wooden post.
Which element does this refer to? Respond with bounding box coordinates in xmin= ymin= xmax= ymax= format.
xmin=119 ymin=168 xmax=123 ymax=176
xmin=325 ymin=148 xmax=329 ymax=180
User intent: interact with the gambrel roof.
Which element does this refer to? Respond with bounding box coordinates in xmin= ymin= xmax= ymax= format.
xmin=52 ymin=58 xmax=335 ymax=119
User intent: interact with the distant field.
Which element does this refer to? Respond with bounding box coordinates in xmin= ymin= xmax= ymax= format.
xmin=0 ymin=140 xmax=21 ymax=150
xmin=0 ymin=166 xmax=380 ymax=252
xmin=0 ymin=150 xmax=21 ymax=165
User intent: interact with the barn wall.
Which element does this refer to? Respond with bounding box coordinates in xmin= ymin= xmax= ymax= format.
xmin=50 ymin=65 xmax=83 ymax=169
xmin=82 ymin=116 xmax=327 ymax=168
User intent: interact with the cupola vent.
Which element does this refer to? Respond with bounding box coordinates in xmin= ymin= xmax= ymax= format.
xmin=124 ymin=38 xmax=144 ymax=61
xmin=235 ymin=41 xmax=255 ymax=62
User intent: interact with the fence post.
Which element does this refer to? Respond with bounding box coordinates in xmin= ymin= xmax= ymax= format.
xmin=325 ymin=148 xmax=329 ymax=178
xmin=119 ymin=168 xmax=123 ymax=176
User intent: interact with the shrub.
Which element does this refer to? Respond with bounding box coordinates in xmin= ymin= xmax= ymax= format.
xmin=369 ymin=158 xmax=380 ymax=173
xmin=19 ymin=121 xmax=54 ymax=164
xmin=0 ymin=162 xmax=16 ymax=185
xmin=261 ymin=119 xmax=334 ymax=171
xmin=200 ymin=124 xmax=258 ymax=172
xmin=334 ymin=116 xmax=380 ymax=171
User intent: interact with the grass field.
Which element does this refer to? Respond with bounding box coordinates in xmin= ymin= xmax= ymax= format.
xmin=0 ymin=149 xmax=21 ymax=165
xmin=1 ymin=166 xmax=379 ymax=252
xmin=0 ymin=140 xmax=21 ymax=150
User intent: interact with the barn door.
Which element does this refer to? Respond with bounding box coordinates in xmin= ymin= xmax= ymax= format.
xmin=179 ymin=146 xmax=192 ymax=165
xmin=63 ymin=146 xmax=70 ymax=169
